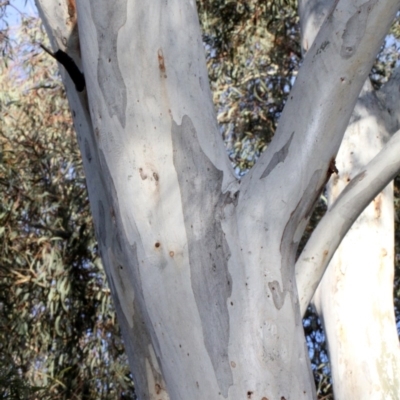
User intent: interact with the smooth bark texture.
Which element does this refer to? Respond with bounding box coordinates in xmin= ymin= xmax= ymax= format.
xmin=35 ymin=0 xmax=400 ymax=398
xmin=297 ymin=118 xmax=400 ymax=312
xmin=297 ymin=0 xmax=400 ymax=397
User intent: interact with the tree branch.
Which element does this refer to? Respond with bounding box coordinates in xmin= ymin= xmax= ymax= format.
xmin=296 ymin=129 xmax=400 ymax=315
xmin=238 ymin=0 xmax=399 ymax=261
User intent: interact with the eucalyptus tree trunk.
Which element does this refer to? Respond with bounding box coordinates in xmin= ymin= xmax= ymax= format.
xmin=35 ymin=0 xmax=400 ymax=398
xmin=297 ymin=0 xmax=400 ymax=397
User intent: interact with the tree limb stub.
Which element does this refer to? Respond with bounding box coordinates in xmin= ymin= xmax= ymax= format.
xmin=40 ymin=43 xmax=85 ymax=92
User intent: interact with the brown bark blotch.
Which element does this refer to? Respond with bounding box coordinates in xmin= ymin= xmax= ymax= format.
xmin=319 ymin=249 xmax=330 ymax=269
xmin=158 ymin=48 xmax=167 ymax=77
xmin=139 ymin=168 xmax=147 ymax=180
xmin=374 ymin=193 xmax=382 ymax=218
xmin=155 ymin=383 xmax=161 ymax=394
xmin=67 ymin=0 xmax=76 ymax=22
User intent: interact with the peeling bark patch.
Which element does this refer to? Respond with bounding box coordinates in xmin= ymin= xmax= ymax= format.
xmin=98 ymin=150 xmax=165 ymax=393
xmin=84 ymin=138 xmax=92 ymax=163
xmin=67 ymin=0 xmax=77 ymax=23
xmin=268 ymin=281 xmax=287 ymax=310
xmin=90 ymin=1 xmax=127 ymax=127
xmin=172 ymin=115 xmax=233 ymax=395
xmin=155 ymin=383 xmax=162 ymax=394
xmin=315 ymin=40 xmax=330 ymax=55
xmin=260 ymin=132 xmax=294 ymax=179
xmin=107 ymin=253 xmax=165 ymax=400
xmin=340 ymin=0 xmax=375 ymax=59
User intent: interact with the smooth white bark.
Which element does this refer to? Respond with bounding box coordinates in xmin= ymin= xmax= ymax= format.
xmin=297 ymin=125 xmax=400 ymax=313
xmin=35 ymin=0 xmax=400 ymax=398
xmin=311 ymin=110 xmax=400 ymax=398
xmin=297 ymin=0 xmax=400 ymax=397
xmin=35 ymin=2 xmax=172 ymax=398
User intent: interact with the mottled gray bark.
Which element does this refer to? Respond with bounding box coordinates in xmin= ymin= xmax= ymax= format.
xmin=36 ymin=0 xmax=400 ymax=398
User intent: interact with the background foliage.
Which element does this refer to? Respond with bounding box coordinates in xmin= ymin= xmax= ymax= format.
xmin=198 ymin=0 xmax=300 ymax=173
xmin=0 ymin=1 xmax=399 ymax=399
xmin=0 ymin=17 xmax=133 ymax=399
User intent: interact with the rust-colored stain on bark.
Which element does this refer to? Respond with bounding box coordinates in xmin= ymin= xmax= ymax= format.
xmin=66 ymin=0 xmax=77 ymax=23
xmin=321 ymin=249 xmax=329 ymax=264
xmin=169 ymin=250 xmax=174 ymax=257
xmin=155 ymin=383 xmax=162 ymax=394
xmin=157 ymin=49 xmax=167 ymax=77
xmin=374 ymin=194 xmax=382 ymax=218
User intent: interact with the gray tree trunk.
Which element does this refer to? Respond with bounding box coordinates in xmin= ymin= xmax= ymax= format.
xmin=35 ymin=0 xmax=400 ymax=398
